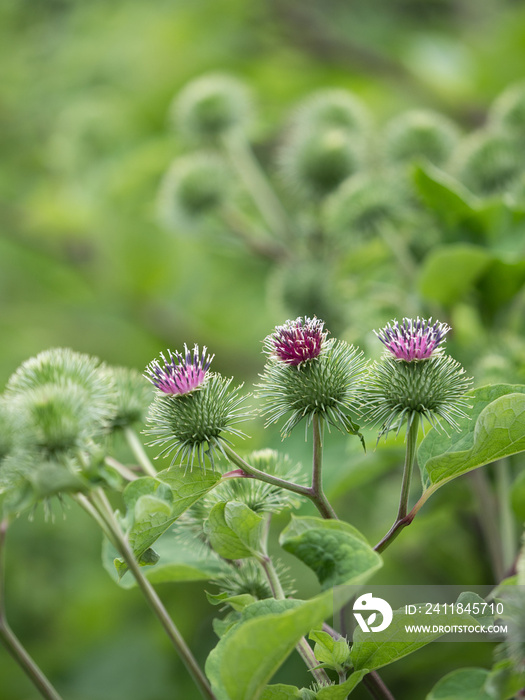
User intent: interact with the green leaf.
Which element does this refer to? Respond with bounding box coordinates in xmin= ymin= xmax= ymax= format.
xmin=279 ymin=516 xmax=382 ymax=590
xmin=419 ymin=385 xmax=525 ymax=497
xmin=223 ymin=500 xmax=265 ymax=553
xmin=115 ymin=468 xmax=221 ymax=573
xmin=418 ymin=244 xmax=491 ymax=306
xmin=485 ymin=660 xmax=525 ymax=700
xmin=413 ymin=162 xmax=480 ymax=228
xmin=205 ymin=591 xmax=356 ymax=700
xmin=426 ymin=668 xmax=492 ymax=700
xmin=350 ymin=602 xmax=482 ymax=673
xmin=102 ymin=530 xmax=229 ymax=588
xmin=308 ymin=630 xmax=350 ymax=669
xmin=204 ymin=501 xmax=263 ymax=559
xmin=259 ymin=685 xmax=303 ymax=700
xmin=315 ymin=670 xmax=369 ymax=699
xmin=477 ymin=258 xmax=525 ymax=319
xmin=206 ymin=591 xmax=257 ymax=612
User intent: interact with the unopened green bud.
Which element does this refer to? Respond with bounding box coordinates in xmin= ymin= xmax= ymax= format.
xmin=453 ymin=130 xmax=521 ymax=197
xmin=158 ymin=153 xmax=231 ymax=228
xmin=172 ymin=73 xmax=252 ymax=143
xmin=489 ymin=81 xmax=525 ymax=138
xmin=323 ymin=172 xmax=411 ymax=240
xmin=291 ymin=88 xmax=371 ymax=133
xmin=103 ymin=366 xmax=155 ymax=431
xmin=6 ymin=349 xmax=116 ymax=458
xmin=279 ymin=126 xmax=363 ymax=199
xmin=383 ymin=109 xmax=460 ymax=166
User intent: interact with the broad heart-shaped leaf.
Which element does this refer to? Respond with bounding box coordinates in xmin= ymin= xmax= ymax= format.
xmin=412 ymin=162 xmax=480 ymax=228
xmin=315 ymin=670 xmax=370 ymax=699
xmin=115 ymin=467 xmax=221 ymax=575
xmin=419 ymin=385 xmax=525 ymax=498
xmin=418 ymin=243 xmax=491 ymax=307
xmin=206 ymin=591 xmax=359 ymax=700
xmin=279 ymin=516 xmax=382 ymax=590
xmin=204 ymin=501 xmax=264 ymax=559
xmin=426 ymin=668 xmax=492 ymax=700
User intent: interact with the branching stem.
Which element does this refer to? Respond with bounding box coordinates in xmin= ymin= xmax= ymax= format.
xmin=375 ymin=415 xmax=420 ymax=553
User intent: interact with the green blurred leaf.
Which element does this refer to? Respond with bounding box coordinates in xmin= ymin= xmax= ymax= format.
xmin=413 ymin=162 xmax=480 ymax=227
xmin=315 ymin=670 xmax=369 ymax=699
xmin=419 ymin=385 xmax=525 ymax=497
xmin=477 ymin=257 xmax=525 ymax=319
xmin=279 ymin=516 xmax=382 ymax=590
xmin=204 ymin=501 xmax=264 ymax=559
xmin=418 ymin=244 xmax=492 ymax=306
xmin=426 ymin=668 xmax=492 ymax=700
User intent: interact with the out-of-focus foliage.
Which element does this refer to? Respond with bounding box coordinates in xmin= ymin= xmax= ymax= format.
xmin=2 ymin=0 xmax=525 ymax=698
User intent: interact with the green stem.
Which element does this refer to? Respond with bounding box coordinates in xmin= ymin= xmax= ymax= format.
xmin=220 ymin=207 xmax=288 ymax=262
xmin=496 ymin=459 xmax=517 ymax=575
xmin=223 ymin=445 xmax=311 ymax=498
xmin=124 ymin=427 xmax=157 ymax=477
xmin=85 ymin=490 xmax=216 ymax=700
xmin=222 ymin=131 xmax=294 ymax=241
xmin=397 ymin=414 xmax=419 ymax=520
xmin=362 ymin=671 xmax=396 ymax=700
xmin=224 ymin=444 xmax=338 ymax=519
xmin=104 ymin=456 xmax=139 ymax=482
xmin=311 ymin=414 xmax=338 ymax=520
xmin=468 ymin=466 xmax=505 ymax=580
xmin=0 ymin=518 xmax=63 ymax=700
xmin=374 ymin=415 xmax=420 ymax=553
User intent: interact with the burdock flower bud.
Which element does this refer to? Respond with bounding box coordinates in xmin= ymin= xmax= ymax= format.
xmin=279 ymin=125 xmax=363 ymax=199
xmin=452 ymin=130 xmax=521 ymax=197
xmin=383 ymin=110 xmax=460 ymax=167
xmin=257 ymin=318 xmax=366 ymax=437
xmin=323 ymin=172 xmax=411 ymax=241
xmin=103 ymin=366 xmax=155 ymax=431
xmin=290 ymin=89 xmax=371 ymax=134
xmin=144 ymin=345 xmax=250 ymax=468
xmin=158 ymin=153 xmax=231 ymax=229
xmin=172 ymin=73 xmax=252 ymax=143
xmin=6 ymin=348 xmax=116 ymax=458
xmin=488 ymin=81 xmax=525 ymax=139
xmin=362 ymin=318 xmax=472 ymax=436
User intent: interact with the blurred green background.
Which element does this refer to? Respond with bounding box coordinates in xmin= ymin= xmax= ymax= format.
xmin=1 ymin=0 xmax=525 ymax=698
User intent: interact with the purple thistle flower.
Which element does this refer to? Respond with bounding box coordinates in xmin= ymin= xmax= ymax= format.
xmin=375 ymin=317 xmax=450 ymax=362
xmin=267 ymin=317 xmax=327 ymax=366
xmin=145 ymin=345 xmax=214 ymax=395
